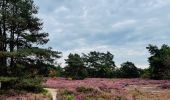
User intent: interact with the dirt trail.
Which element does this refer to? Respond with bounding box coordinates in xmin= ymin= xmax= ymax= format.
xmin=45 ymin=88 xmax=58 ymax=100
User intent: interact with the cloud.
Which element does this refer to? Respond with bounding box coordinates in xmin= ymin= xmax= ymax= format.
xmin=34 ymin=0 xmax=170 ymax=68
xmin=112 ymin=20 xmax=137 ymax=28
xmin=54 ymin=6 xmax=70 ymax=13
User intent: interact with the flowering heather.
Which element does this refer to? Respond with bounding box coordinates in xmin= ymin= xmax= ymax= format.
xmin=44 ymin=78 xmax=170 ymax=90
xmin=2 ymin=78 xmax=170 ymax=100
xmin=44 ymin=78 xmax=170 ymax=100
xmin=158 ymin=83 xmax=170 ymax=89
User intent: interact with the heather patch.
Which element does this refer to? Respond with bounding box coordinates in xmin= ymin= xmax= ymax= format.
xmin=44 ymin=78 xmax=170 ymax=100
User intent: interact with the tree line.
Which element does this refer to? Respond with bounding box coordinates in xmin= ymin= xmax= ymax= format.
xmin=57 ymin=45 xmax=170 ymax=80
xmin=61 ymin=51 xmax=140 ymax=79
xmin=58 ymin=44 xmax=170 ymax=80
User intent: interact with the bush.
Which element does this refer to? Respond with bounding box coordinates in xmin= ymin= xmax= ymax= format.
xmin=76 ymin=86 xmax=97 ymax=94
xmin=119 ymin=61 xmax=140 ymax=78
xmin=158 ymin=83 xmax=170 ymax=89
xmin=61 ymin=89 xmax=74 ymax=96
xmin=0 ymin=77 xmax=44 ymax=94
xmin=65 ymin=95 xmax=75 ymax=100
xmin=16 ymin=77 xmax=44 ymax=93
xmin=0 ymin=77 xmax=18 ymax=90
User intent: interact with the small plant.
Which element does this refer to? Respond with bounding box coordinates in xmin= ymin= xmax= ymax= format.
xmin=65 ymin=95 xmax=75 ymax=100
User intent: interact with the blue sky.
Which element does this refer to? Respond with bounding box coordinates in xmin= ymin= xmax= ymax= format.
xmin=35 ymin=0 xmax=170 ymax=68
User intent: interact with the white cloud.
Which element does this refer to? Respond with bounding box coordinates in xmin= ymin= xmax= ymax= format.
xmin=112 ymin=19 xmax=137 ymax=29
xmin=54 ymin=6 xmax=70 ymax=13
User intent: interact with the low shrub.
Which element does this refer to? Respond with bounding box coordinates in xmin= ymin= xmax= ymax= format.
xmin=158 ymin=83 xmax=170 ymax=89
xmin=0 ymin=77 xmax=44 ymax=94
xmin=76 ymin=86 xmax=97 ymax=94
xmin=16 ymin=78 xmax=44 ymax=93
xmin=65 ymin=95 xmax=75 ymax=100
xmin=60 ymin=89 xmax=74 ymax=96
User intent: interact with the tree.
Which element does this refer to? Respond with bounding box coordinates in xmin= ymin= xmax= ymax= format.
xmin=83 ymin=51 xmax=116 ymax=78
xmin=147 ymin=44 xmax=170 ymax=79
xmin=64 ymin=53 xmax=87 ymax=80
xmin=0 ymin=0 xmax=61 ymax=77
xmin=119 ymin=61 xmax=140 ymax=78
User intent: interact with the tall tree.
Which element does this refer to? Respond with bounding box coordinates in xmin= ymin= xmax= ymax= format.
xmin=65 ymin=53 xmax=87 ymax=79
xmin=83 ymin=51 xmax=116 ymax=78
xmin=119 ymin=61 xmax=140 ymax=78
xmin=0 ymin=0 xmax=61 ymax=77
xmin=147 ymin=44 xmax=170 ymax=79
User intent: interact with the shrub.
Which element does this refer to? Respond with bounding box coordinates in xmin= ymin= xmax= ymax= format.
xmin=16 ymin=77 xmax=44 ymax=93
xmin=0 ymin=77 xmax=44 ymax=94
xmin=76 ymin=86 xmax=97 ymax=94
xmin=158 ymin=83 xmax=170 ymax=89
xmin=61 ymin=89 xmax=74 ymax=96
xmin=65 ymin=95 xmax=75 ymax=100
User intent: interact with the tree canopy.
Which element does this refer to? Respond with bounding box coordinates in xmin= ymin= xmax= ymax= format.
xmin=119 ymin=61 xmax=140 ymax=78
xmin=147 ymin=44 xmax=170 ymax=79
xmin=64 ymin=53 xmax=87 ymax=79
xmin=82 ymin=51 xmax=116 ymax=78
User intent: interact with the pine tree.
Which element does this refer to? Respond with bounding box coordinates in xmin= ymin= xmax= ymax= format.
xmin=0 ymin=0 xmax=61 ymax=77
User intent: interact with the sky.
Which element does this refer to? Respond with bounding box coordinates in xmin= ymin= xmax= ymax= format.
xmin=34 ymin=0 xmax=170 ymax=68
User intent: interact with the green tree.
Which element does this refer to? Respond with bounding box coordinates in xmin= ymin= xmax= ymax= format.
xmin=119 ymin=61 xmax=140 ymax=78
xmin=0 ymin=0 xmax=61 ymax=77
xmin=65 ymin=53 xmax=87 ymax=80
xmin=147 ymin=44 xmax=170 ymax=79
xmin=83 ymin=51 xmax=116 ymax=78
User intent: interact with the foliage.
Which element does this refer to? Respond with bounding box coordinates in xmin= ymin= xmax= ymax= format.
xmin=65 ymin=95 xmax=75 ymax=100
xmin=119 ymin=61 xmax=140 ymax=78
xmin=0 ymin=77 xmax=44 ymax=94
xmin=64 ymin=53 xmax=88 ymax=80
xmin=140 ymin=68 xmax=151 ymax=79
xmin=61 ymin=89 xmax=74 ymax=96
xmin=0 ymin=0 xmax=61 ymax=77
xmin=147 ymin=44 xmax=170 ymax=79
xmin=83 ymin=51 xmax=116 ymax=78
xmin=76 ymin=86 xmax=96 ymax=93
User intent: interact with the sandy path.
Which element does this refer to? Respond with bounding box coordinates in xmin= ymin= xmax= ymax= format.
xmin=45 ymin=88 xmax=58 ymax=100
